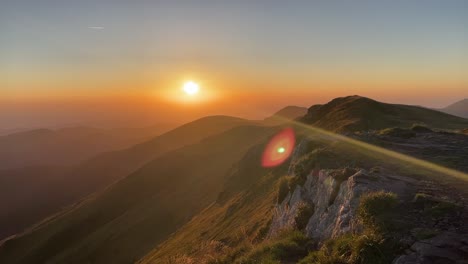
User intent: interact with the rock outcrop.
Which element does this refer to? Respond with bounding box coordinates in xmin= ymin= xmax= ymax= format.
xmin=269 ymin=136 xmax=468 ymax=263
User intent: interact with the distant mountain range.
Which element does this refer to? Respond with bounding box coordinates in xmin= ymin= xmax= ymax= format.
xmin=1 ymin=96 xmax=467 ymax=264
xmin=439 ymin=98 xmax=468 ymax=118
xmin=0 ymin=116 xmax=253 ymax=241
xmin=0 ymin=124 xmax=177 ymax=170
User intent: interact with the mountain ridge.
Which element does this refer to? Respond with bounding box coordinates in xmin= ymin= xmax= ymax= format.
xmin=302 ymin=95 xmax=468 ymax=132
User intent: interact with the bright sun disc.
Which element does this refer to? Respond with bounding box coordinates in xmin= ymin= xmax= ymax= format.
xmin=183 ymin=81 xmax=199 ymax=95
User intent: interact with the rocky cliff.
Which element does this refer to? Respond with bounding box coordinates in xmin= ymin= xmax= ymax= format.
xmin=269 ymin=133 xmax=468 ymax=263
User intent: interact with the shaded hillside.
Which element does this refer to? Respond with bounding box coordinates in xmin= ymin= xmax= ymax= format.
xmin=64 ymin=116 xmax=254 ymax=197
xmin=0 ymin=116 xmax=251 ymax=241
xmin=302 ymin=95 xmax=468 ymax=132
xmin=0 ymin=124 xmax=176 ymax=170
xmin=263 ymin=106 xmax=308 ymax=125
xmin=439 ymin=98 xmax=468 ymax=118
xmin=0 ymin=125 xmax=275 ymax=264
xmin=0 ymin=166 xmax=70 ymax=240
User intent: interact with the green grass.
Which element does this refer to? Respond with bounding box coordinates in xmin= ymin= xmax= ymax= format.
xmin=425 ymin=200 xmax=461 ymax=218
xmin=235 ymin=230 xmax=313 ymax=264
xmin=378 ymin=127 xmax=416 ymax=138
xmin=358 ymin=191 xmax=399 ymax=232
xmin=412 ymin=193 xmax=462 ymax=218
xmin=140 ymin=171 xmax=281 ymax=263
xmin=299 ymin=233 xmax=398 ymax=264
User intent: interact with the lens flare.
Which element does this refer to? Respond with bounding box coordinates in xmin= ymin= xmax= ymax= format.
xmin=262 ymin=128 xmax=295 ymax=167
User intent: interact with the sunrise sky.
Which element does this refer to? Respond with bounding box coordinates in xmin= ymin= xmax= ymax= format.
xmin=1 ymin=0 xmax=467 ymax=128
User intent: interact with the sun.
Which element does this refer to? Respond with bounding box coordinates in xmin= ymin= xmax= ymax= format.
xmin=182 ymin=81 xmax=200 ymax=95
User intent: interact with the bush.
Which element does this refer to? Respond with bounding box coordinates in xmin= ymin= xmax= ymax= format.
xmin=298 ymin=233 xmax=399 ymax=264
xmin=295 ymin=203 xmax=314 ymax=230
xmin=236 ymin=230 xmax=312 ymax=264
xmin=358 ymin=191 xmax=398 ymax=231
xmin=411 ymin=124 xmax=432 ymax=133
xmin=425 ymin=200 xmax=461 ymax=218
xmin=412 ymin=193 xmax=461 ymax=218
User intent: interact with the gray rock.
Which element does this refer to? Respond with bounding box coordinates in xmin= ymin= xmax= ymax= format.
xmin=394 ymin=232 xmax=468 ymax=264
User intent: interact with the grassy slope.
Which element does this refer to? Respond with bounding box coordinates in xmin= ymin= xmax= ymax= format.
xmin=65 ymin=116 xmax=254 ymax=197
xmin=140 ymin=166 xmax=283 ymax=264
xmin=303 ymin=96 xmax=468 ymax=132
xmin=0 ymin=125 xmax=274 ymax=264
xmin=139 ymin=139 xmax=291 ymax=263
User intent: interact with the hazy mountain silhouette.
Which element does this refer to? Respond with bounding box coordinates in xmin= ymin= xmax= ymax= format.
xmin=0 ymin=116 xmax=252 ymax=241
xmin=0 ymin=124 xmax=177 ymax=170
xmin=263 ymin=106 xmax=307 ymax=125
xmin=302 ymin=95 xmax=468 ymax=132
xmin=439 ymin=98 xmax=468 ymax=118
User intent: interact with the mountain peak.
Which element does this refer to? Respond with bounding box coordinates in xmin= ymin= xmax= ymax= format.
xmin=263 ymin=106 xmax=307 ymax=124
xmin=302 ymin=95 xmax=468 ymax=132
xmin=440 ymin=99 xmax=468 ymax=118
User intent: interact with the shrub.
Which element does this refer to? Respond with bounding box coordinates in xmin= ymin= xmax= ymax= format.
xmin=358 ymin=191 xmax=398 ymax=231
xmin=411 ymin=124 xmax=432 ymax=133
xmin=236 ymin=230 xmax=312 ymax=264
xmin=298 ymin=233 xmax=399 ymax=264
xmin=425 ymin=200 xmax=461 ymax=218
xmin=412 ymin=193 xmax=461 ymax=218
xmin=295 ymin=203 xmax=314 ymax=230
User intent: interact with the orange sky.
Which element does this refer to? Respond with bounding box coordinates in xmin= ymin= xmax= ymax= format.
xmin=2 ymin=82 xmax=467 ymax=130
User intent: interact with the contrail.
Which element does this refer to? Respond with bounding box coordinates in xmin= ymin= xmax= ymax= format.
xmin=88 ymin=26 xmax=104 ymax=30
xmin=273 ymin=116 xmax=468 ymax=182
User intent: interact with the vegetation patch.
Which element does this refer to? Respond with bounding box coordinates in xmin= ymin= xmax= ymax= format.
xmin=234 ymin=230 xmax=313 ymax=264
xmin=295 ymin=203 xmax=315 ymax=230
xmin=298 ymin=233 xmax=399 ymax=264
xmin=358 ymin=191 xmax=399 ymax=232
xmin=424 ymin=200 xmax=461 ymax=218
xmin=412 ymin=193 xmax=461 ymax=218
xmin=378 ymin=127 xmax=416 ymax=138
xmin=411 ymin=124 xmax=432 ymax=133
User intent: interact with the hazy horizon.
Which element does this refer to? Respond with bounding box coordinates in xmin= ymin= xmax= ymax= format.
xmin=2 ymin=94 xmax=467 ymax=130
